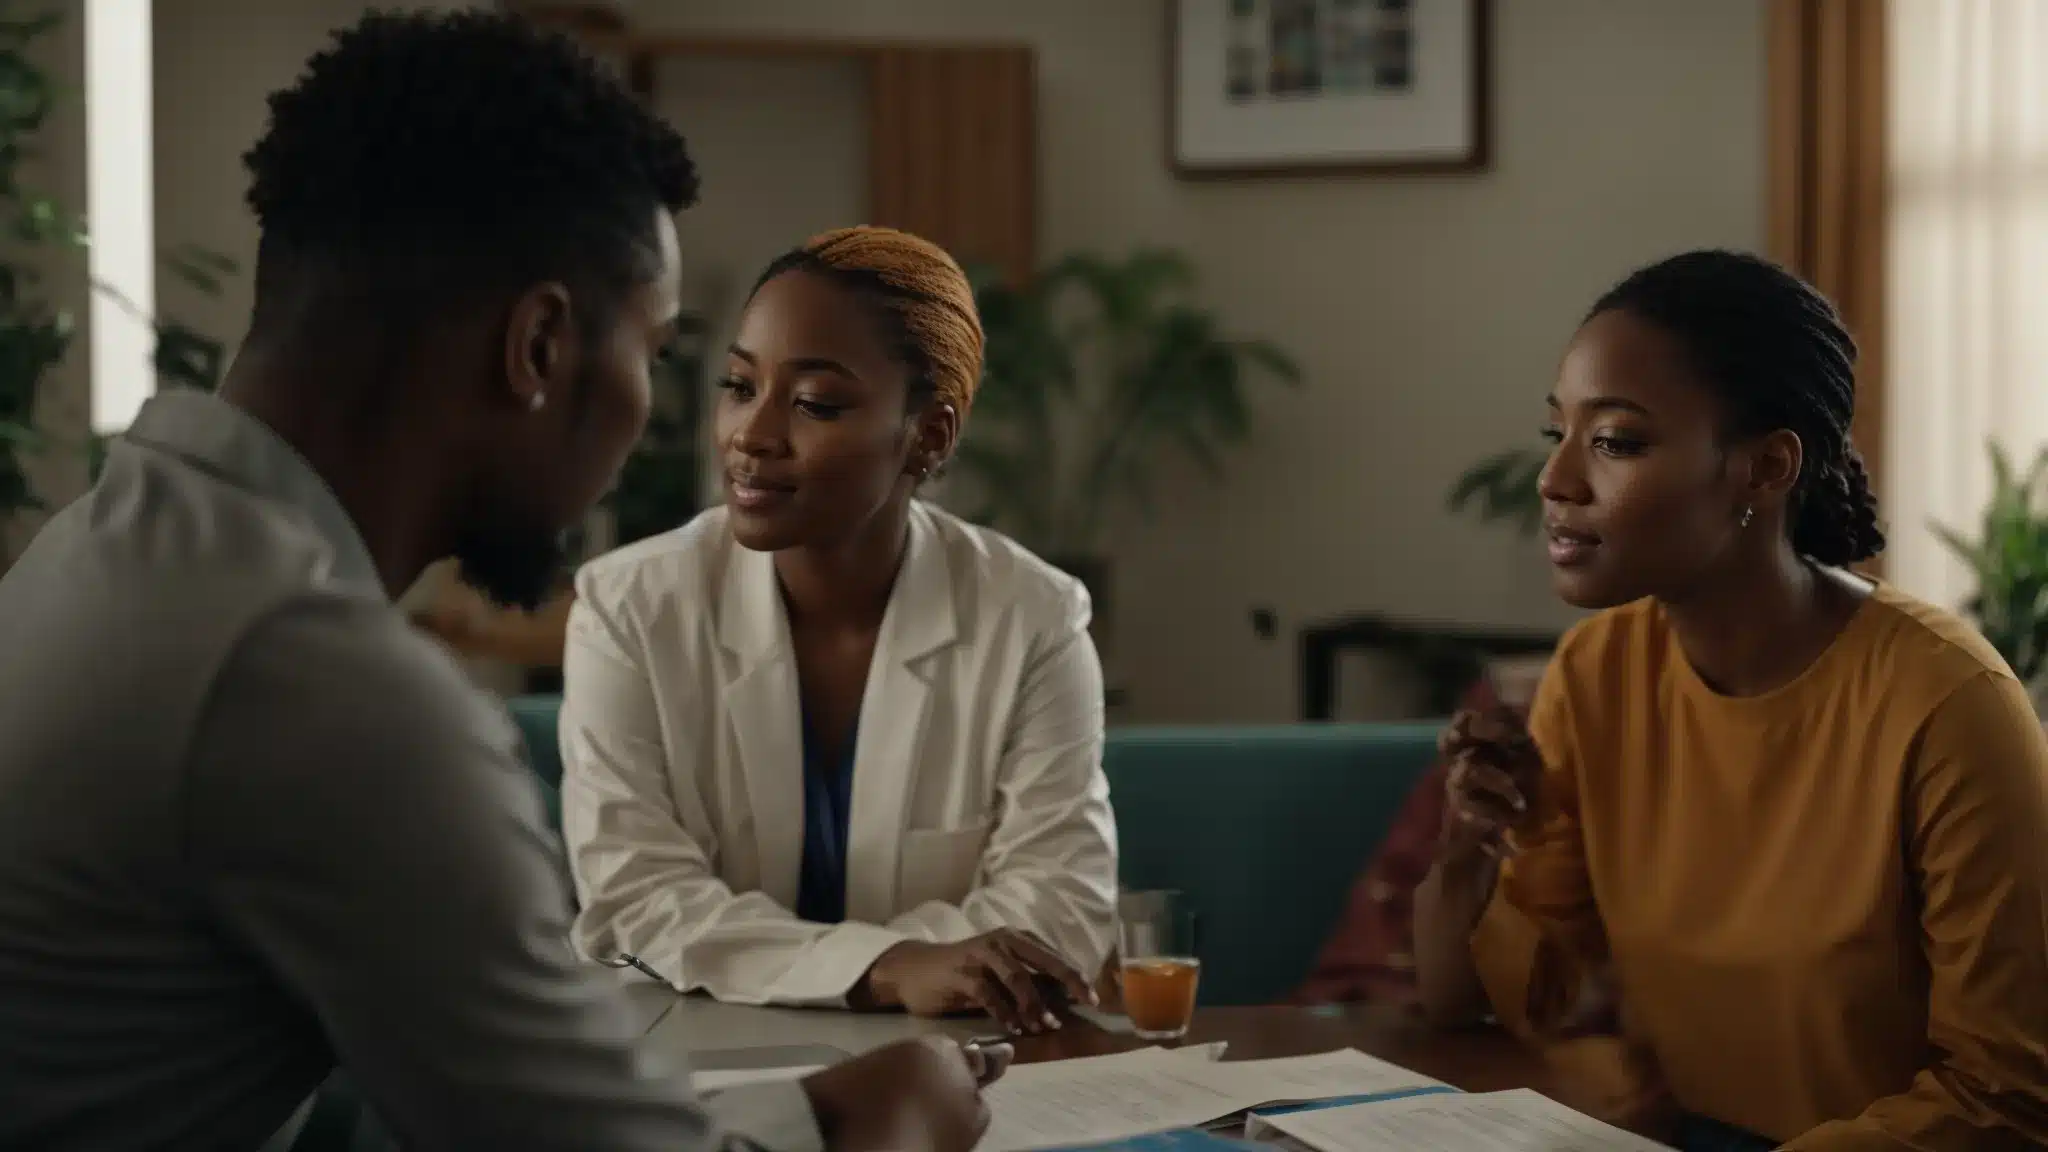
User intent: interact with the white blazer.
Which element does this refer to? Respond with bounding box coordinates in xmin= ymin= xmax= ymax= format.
xmin=560 ymin=501 xmax=1119 ymax=1007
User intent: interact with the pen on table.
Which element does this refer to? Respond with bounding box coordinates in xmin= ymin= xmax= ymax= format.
xmin=602 ymin=953 xmax=667 ymax=983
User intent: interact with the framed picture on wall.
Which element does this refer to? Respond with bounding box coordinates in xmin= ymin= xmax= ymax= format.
xmin=1169 ymin=0 xmax=1490 ymax=177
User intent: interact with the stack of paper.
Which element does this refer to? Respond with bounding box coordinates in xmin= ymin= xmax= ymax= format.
xmin=1248 ymin=1089 xmax=1675 ymax=1151
xmin=976 ymin=1048 xmax=1447 ymax=1152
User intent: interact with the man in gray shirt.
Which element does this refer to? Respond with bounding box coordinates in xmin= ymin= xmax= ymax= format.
xmin=0 ymin=12 xmax=998 ymax=1151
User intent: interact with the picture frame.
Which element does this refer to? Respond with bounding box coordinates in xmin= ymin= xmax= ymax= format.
xmin=1168 ymin=0 xmax=1491 ymax=178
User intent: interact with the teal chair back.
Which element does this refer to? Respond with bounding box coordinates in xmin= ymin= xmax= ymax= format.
xmin=508 ymin=695 xmax=566 ymax=790
xmin=1100 ymin=725 xmax=1437 ymax=1005
xmin=503 ymin=696 xmax=1438 ymax=1005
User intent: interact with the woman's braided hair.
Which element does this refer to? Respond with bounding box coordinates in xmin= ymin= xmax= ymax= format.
xmin=750 ymin=226 xmax=983 ymax=422
xmin=1588 ymin=249 xmax=1885 ymax=566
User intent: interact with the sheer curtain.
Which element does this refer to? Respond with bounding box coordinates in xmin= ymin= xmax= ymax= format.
xmin=1887 ymin=0 xmax=2048 ymax=608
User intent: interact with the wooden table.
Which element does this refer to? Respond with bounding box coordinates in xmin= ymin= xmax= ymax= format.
xmin=644 ymin=994 xmax=1564 ymax=1100
xmin=1012 ymin=1004 xmax=1565 ymax=1098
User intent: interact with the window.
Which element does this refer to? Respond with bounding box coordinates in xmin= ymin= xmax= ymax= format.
xmin=1886 ymin=0 xmax=2048 ymax=607
xmin=84 ymin=0 xmax=155 ymax=435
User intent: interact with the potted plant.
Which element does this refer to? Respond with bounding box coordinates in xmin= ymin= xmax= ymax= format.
xmin=1447 ymin=445 xmax=1546 ymax=536
xmin=0 ymin=11 xmax=229 ymax=558
xmin=957 ymin=249 xmax=1300 ymax=638
xmin=0 ymin=10 xmax=86 ymax=541
xmin=1933 ymin=442 xmax=2048 ymax=702
xmin=603 ymin=311 xmax=710 ymax=547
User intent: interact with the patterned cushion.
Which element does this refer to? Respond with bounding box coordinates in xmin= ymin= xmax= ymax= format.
xmin=1291 ymin=672 xmax=1509 ymax=1005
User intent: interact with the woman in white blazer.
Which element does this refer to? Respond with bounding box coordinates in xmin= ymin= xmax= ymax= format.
xmin=561 ymin=226 xmax=1119 ymax=1035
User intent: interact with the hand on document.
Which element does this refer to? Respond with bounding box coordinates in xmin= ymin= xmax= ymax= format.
xmin=800 ymin=1034 xmax=1013 ymax=1152
xmin=858 ymin=929 xmax=1098 ymax=1035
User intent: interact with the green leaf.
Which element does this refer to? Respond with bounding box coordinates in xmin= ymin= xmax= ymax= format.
xmin=15 ymin=195 xmax=81 ymax=247
xmin=1990 ymin=439 xmax=2015 ymax=496
xmin=966 ymin=247 xmax=1296 ymax=552
xmin=1445 ymin=445 xmax=1548 ymax=536
xmin=950 ymin=439 xmax=1054 ymax=540
xmin=1235 ymin=339 xmax=1302 ymax=385
xmin=160 ymin=243 xmax=238 ymax=295
xmin=1928 ymin=522 xmax=1985 ymax=570
xmin=1928 ymin=442 xmax=2048 ymax=678
xmin=1166 ymin=419 xmax=1227 ymax=480
xmin=0 ymin=13 xmax=64 ymax=46
xmin=0 ymin=418 xmax=41 ymax=448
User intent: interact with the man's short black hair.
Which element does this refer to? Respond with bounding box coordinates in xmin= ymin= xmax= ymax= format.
xmin=243 ymin=10 xmax=699 ymax=333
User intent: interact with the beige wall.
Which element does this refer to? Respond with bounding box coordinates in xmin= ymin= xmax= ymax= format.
xmin=151 ymin=0 xmax=473 ymax=352
xmin=650 ymin=55 xmax=868 ymax=347
xmin=44 ymin=0 xmax=1762 ymax=721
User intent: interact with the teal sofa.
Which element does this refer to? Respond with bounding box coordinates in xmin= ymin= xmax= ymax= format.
xmin=506 ymin=695 xmax=1439 ymax=1006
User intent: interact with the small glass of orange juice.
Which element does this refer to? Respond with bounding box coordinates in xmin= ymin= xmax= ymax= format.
xmin=1117 ymin=890 xmax=1200 ymax=1041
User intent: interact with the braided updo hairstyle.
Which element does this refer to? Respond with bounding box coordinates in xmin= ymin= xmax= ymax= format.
xmin=749 ymin=226 xmax=984 ymax=423
xmin=1587 ymin=250 xmax=1885 ymax=567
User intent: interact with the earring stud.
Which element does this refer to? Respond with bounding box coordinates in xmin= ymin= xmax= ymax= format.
xmin=528 ymin=392 xmax=546 ymax=413
xmin=1740 ymin=505 xmax=1754 ymax=528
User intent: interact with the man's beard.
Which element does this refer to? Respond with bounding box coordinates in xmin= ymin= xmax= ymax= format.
xmin=451 ymin=523 xmax=570 ymax=612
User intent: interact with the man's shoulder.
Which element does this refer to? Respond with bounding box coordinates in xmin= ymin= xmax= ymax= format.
xmin=2 ymin=441 xmax=389 ymax=702
xmin=190 ymin=589 xmax=549 ymax=859
xmin=0 ymin=497 xmax=349 ymax=794
xmin=219 ymin=590 xmax=514 ymax=755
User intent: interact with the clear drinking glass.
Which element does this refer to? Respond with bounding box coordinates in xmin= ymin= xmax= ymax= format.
xmin=1117 ymin=890 xmax=1201 ymax=1041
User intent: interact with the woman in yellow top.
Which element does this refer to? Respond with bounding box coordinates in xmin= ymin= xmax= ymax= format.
xmin=1413 ymin=249 xmax=2048 ymax=1151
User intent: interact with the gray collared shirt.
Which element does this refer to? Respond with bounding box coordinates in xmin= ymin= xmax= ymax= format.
xmin=0 ymin=390 xmax=820 ymax=1152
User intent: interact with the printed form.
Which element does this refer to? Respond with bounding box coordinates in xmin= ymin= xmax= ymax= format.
xmin=1249 ymin=1088 xmax=1675 ymax=1152
xmin=977 ymin=1047 xmax=1443 ymax=1151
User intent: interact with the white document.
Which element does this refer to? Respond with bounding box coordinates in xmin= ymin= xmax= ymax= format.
xmin=977 ymin=1047 xmax=1442 ymax=1152
xmin=1250 ymin=1089 xmax=1675 ymax=1152
xmin=692 ymin=1064 xmax=824 ymax=1092
xmin=1205 ymin=1050 xmax=1444 ymax=1106
xmin=1169 ymin=1041 xmax=1231 ymax=1064
xmin=692 ymin=1042 xmax=1219 ymax=1103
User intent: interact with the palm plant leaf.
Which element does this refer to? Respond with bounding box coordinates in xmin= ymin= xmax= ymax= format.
xmin=1932 ymin=441 xmax=2048 ymax=685
xmin=949 ymin=439 xmax=1054 ymax=543
xmin=160 ymin=243 xmax=240 ymax=296
xmin=967 ymin=247 xmax=1296 ymax=554
xmin=1447 ymin=446 xmax=1548 ymax=534
xmin=1234 ymin=339 xmax=1302 ymax=387
xmin=0 ymin=417 xmax=38 ymax=448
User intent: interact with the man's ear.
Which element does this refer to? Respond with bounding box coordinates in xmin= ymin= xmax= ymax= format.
xmin=502 ymin=282 xmax=576 ymax=411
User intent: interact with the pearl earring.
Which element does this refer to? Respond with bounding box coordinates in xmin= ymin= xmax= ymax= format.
xmin=528 ymin=392 xmax=546 ymax=413
xmin=1740 ymin=505 xmax=1754 ymax=529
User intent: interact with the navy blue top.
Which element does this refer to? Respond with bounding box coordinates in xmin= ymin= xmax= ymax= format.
xmin=795 ymin=709 xmax=857 ymax=924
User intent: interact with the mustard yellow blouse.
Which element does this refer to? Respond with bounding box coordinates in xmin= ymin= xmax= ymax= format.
xmin=1473 ymin=583 xmax=2048 ymax=1149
